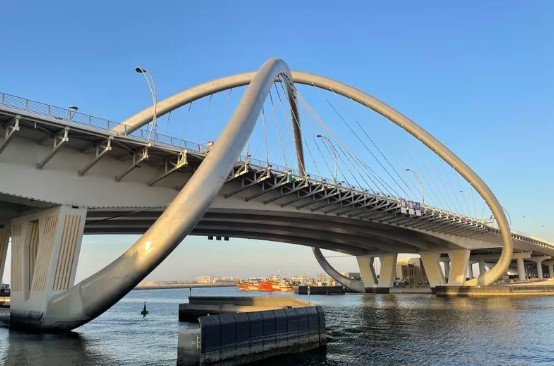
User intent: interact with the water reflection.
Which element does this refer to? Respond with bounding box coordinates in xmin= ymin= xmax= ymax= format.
xmin=2 ymin=289 xmax=554 ymax=365
xmin=1 ymin=329 xmax=117 ymax=366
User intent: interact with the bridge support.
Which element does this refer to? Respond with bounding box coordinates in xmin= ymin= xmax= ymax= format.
xmin=421 ymin=250 xmax=471 ymax=287
xmin=356 ymin=254 xmax=398 ymax=291
xmin=9 ymin=205 xmax=86 ymax=331
xmin=420 ymin=252 xmax=446 ymax=287
xmin=356 ymin=256 xmax=377 ymax=287
xmin=312 ymin=247 xmax=365 ymax=293
xmin=446 ymin=250 xmax=470 ymax=286
xmin=467 ymin=262 xmax=474 ymax=279
xmin=530 ymin=256 xmax=551 ymax=279
xmin=544 ymin=261 xmax=554 ymax=279
xmin=479 ymin=260 xmax=487 ymax=276
xmin=0 ymin=228 xmax=9 ymax=285
xmin=517 ymin=258 xmax=526 ymax=280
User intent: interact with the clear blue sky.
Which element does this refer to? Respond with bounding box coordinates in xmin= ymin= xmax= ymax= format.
xmin=1 ymin=1 xmax=553 ymax=281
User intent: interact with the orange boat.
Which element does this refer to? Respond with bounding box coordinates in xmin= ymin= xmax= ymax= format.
xmin=236 ymin=279 xmax=293 ymax=292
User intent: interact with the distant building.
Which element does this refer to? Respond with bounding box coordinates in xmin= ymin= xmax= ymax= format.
xmin=396 ymin=257 xmax=427 ymax=285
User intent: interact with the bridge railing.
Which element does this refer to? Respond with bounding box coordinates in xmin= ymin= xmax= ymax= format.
xmin=0 ymin=91 xmax=209 ymax=154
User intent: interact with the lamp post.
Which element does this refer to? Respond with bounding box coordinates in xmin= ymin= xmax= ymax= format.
xmin=135 ymin=66 xmax=158 ymax=141
xmin=405 ymin=168 xmax=425 ymax=204
xmin=66 ymin=105 xmax=78 ymax=122
xmin=317 ymin=134 xmax=338 ymax=184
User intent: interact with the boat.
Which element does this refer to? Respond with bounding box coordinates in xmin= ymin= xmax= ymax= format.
xmin=236 ymin=279 xmax=293 ymax=292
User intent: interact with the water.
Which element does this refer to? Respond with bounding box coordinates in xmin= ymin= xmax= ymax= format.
xmin=1 ymin=287 xmax=554 ymax=365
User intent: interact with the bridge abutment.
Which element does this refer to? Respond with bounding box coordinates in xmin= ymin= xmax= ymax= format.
xmin=9 ymin=205 xmax=86 ymax=331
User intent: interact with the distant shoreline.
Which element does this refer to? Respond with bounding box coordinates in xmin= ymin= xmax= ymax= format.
xmin=134 ymin=284 xmax=235 ymax=290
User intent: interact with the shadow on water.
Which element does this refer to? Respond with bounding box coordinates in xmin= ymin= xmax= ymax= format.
xmin=0 ymin=329 xmax=118 ymax=366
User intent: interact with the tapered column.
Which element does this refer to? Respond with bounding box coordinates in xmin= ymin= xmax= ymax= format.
xmin=447 ymin=250 xmax=470 ymax=286
xmin=377 ymin=254 xmax=398 ymax=288
xmin=517 ymin=258 xmax=526 ymax=281
xmin=479 ymin=260 xmax=487 ymax=276
xmin=356 ymin=255 xmax=377 ymax=288
xmin=467 ymin=262 xmax=474 ymax=279
xmin=10 ymin=205 xmax=86 ymax=330
xmin=0 ymin=228 xmax=9 ymax=285
xmin=420 ymin=252 xmax=446 ymax=288
xmin=443 ymin=261 xmax=450 ymax=279
xmin=549 ymin=264 xmax=554 ymax=279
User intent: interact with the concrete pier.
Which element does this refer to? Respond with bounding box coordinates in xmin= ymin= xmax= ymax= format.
xmin=179 ymin=296 xmax=310 ymax=322
xmin=177 ymin=297 xmax=326 ymax=365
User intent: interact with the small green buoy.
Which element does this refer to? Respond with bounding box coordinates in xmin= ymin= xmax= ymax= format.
xmin=141 ymin=301 xmax=149 ymax=317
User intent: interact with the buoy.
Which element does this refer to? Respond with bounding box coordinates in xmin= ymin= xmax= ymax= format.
xmin=141 ymin=301 xmax=149 ymax=317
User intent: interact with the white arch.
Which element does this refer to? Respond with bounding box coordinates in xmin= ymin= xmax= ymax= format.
xmin=39 ymin=58 xmax=296 ymax=331
xmin=112 ymin=70 xmax=513 ymax=288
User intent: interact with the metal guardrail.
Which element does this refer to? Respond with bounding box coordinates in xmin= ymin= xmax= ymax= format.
xmin=0 ymin=91 xmax=208 ymax=154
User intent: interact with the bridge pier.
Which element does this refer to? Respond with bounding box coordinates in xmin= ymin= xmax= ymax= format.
xmin=478 ymin=260 xmax=487 ymax=276
xmin=9 ymin=205 xmax=86 ymax=331
xmin=544 ymin=261 xmax=554 ymax=279
xmin=517 ymin=258 xmax=526 ymax=280
xmin=356 ymin=256 xmax=377 ymax=287
xmin=442 ymin=260 xmax=450 ymax=280
xmin=0 ymin=228 xmax=9 ymax=285
xmin=356 ymin=254 xmax=397 ymax=292
xmin=530 ymin=256 xmax=551 ymax=279
xmin=420 ymin=252 xmax=446 ymax=287
xmin=421 ymin=250 xmax=470 ymax=287
xmin=446 ymin=250 xmax=470 ymax=286
xmin=467 ymin=262 xmax=474 ymax=279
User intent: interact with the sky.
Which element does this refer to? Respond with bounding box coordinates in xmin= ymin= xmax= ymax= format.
xmin=1 ymin=1 xmax=553 ymax=282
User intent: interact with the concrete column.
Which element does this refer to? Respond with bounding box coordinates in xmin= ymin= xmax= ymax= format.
xmin=549 ymin=264 xmax=554 ymax=279
xmin=517 ymin=258 xmax=526 ymax=281
xmin=443 ymin=261 xmax=450 ymax=280
xmin=529 ymin=257 xmax=551 ymax=280
xmin=10 ymin=205 xmax=87 ymax=329
xmin=377 ymin=254 xmax=397 ymax=288
xmin=0 ymin=228 xmax=9 ymax=285
xmin=467 ymin=262 xmax=474 ymax=279
xmin=356 ymin=255 xmax=377 ymax=288
xmin=479 ymin=260 xmax=487 ymax=276
xmin=536 ymin=262 xmax=544 ymax=279
xmin=447 ymin=250 xmax=470 ymax=286
xmin=420 ymin=252 xmax=446 ymax=288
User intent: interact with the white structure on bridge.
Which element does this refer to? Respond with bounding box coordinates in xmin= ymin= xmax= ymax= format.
xmin=0 ymin=59 xmax=552 ymax=331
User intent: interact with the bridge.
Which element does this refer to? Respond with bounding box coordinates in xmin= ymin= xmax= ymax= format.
xmin=0 ymin=59 xmax=552 ymax=331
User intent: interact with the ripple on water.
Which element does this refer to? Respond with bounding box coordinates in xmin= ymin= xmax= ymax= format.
xmin=2 ymin=289 xmax=554 ymax=365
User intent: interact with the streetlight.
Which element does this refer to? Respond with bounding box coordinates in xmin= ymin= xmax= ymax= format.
xmin=317 ymin=134 xmax=338 ymax=183
xmin=66 ymin=105 xmax=78 ymax=122
xmin=405 ymin=168 xmax=425 ymax=204
xmin=135 ymin=66 xmax=158 ymax=141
